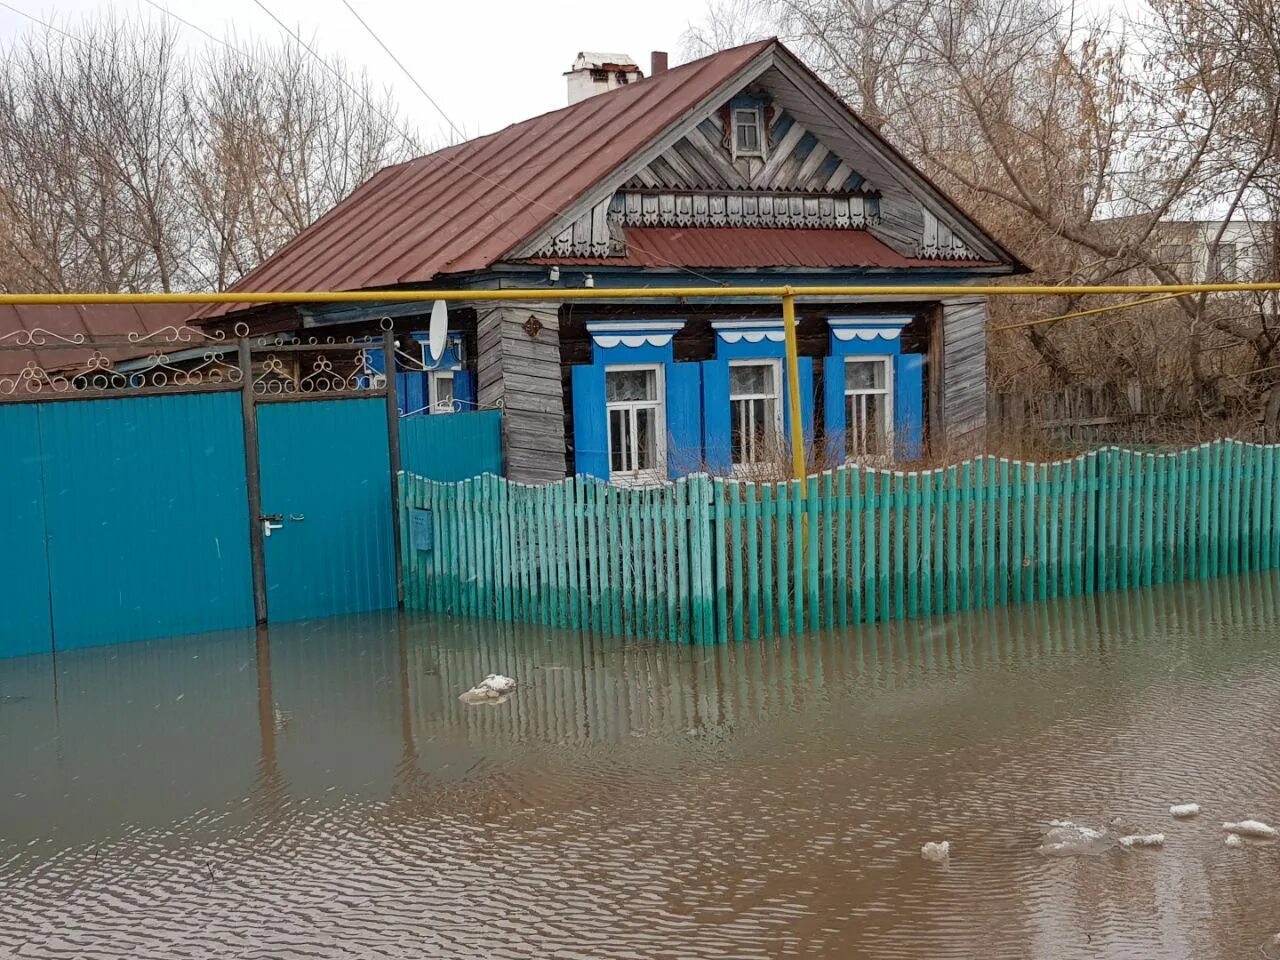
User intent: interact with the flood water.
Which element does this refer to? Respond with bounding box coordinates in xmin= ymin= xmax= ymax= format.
xmin=3 ymin=575 xmax=1280 ymax=959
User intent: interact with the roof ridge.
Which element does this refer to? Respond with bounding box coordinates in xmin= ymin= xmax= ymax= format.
xmin=383 ymin=38 xmax=779 ymax=170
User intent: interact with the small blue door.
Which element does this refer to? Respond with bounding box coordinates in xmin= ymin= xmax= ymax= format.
xmin=257 ymin=399 xmax=397 ymax=622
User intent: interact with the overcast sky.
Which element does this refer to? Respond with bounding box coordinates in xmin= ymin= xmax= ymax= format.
xmin=0 ymin=0 xmax=705 ymax=144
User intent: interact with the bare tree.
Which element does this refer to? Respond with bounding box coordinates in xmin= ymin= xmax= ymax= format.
xmin=685 ymin=0 xmax=1280 ymax=433
xmin=0 ymin=14 xmax=415 ymax=294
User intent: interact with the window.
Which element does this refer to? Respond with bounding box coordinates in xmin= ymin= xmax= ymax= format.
xmin=1157 ymin=244 xmax=1193 ymax=270
xmin=844 ymin=357 xmax=893 ymax=458
xmin=729 ymin=360 xmax=781 ymax=469
xmin=615 ymin=71 xmax=630 ymax=84
xmin=428 ymin=370 xmax=456 ymax=414
xmin=590 ymin=69 xmax=608 ymax=83
xmin=732 ymin=107 xmax=764 ymax=158
xmin=606 ymin=366 xmax=665 ymax=481
xmin=1209 ymin=242 xmax=1240 ymax=282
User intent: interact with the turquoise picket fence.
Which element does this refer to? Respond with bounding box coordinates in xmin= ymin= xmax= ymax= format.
xmin=399 ymin=440 xmax=1280 ymax=643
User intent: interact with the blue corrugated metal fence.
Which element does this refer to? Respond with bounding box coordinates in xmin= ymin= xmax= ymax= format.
xmin=0 ymin=394 xmax=504 ymax=660
xmin=399 ymin=410 xmax=503 ymax=480
xmin=2 ymin=394 xmax=255 ymax=655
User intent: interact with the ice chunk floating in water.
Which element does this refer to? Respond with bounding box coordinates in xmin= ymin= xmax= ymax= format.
xmin=1226 ymin=833 xmax=1245 ymax=848
xmin=1118 ymin=833 xmax=1165 ymax=849
xmin=459 ymin=674 xmax=517 ymax=704
xmin=1169 ymin=803 xmax=1200 ymax=818
xmin=920 ymin=841 xmax=950 ymax=862
xmin=1038 ymin=820 xmax=1111 ymax=857
xmin=1222 ymin=820 xmax=1277 ymax=839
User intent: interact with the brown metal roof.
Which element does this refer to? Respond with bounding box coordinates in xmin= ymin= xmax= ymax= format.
xmin=0 ymin=303 xmax=192 ymax=377
xmin=194 ymin=39 xmax=778 ymax=319
xmin=523 ymin=226 xmax=1000 ymax=269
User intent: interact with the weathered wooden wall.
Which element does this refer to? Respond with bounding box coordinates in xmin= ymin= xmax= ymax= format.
xmin=476 ymin=301 xmax=566 ymax=483
xmin=938 ymin=298 xmax=988 ymax=447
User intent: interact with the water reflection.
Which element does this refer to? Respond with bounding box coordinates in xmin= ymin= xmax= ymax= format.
xmin=3 ymin=574 xmax=1280 ymax=958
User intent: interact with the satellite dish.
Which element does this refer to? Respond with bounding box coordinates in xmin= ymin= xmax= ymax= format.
xmin=427 ymin=299 xmax=448 ymax=363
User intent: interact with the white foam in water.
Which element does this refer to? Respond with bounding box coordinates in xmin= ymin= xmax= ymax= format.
xmin=1118 ymin=833 xmax=1165 ymax=849
xmin=921 ymin=841 xmax=950 ymax=862
xmin=1222 ymin=819 xmax=1278 ymax=839
xmin=1169 ymin=803 xmax=1201 ymax=818
xmin=1226 ymin=833 xmax=1245 ymax=848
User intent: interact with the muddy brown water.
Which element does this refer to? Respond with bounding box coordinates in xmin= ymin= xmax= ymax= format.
xmin=3 ymin=573 xmax=1280 ymax=959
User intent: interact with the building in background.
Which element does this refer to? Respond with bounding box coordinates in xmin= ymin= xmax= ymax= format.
xmin=193 ymin=39 xmax=1026 ymax=483
xmin=1150 ymin=218 xmax=1274 ymax=282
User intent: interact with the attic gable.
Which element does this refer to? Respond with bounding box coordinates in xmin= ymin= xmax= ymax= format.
xmin=516 ymin=54 xmax=1005 ymax=265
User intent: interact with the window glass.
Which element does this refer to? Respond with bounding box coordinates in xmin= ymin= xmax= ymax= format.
xmin=730 ymin=362 xmax=778 ymax=467
xmin=730 ymin=363 xmax=772 ymax=396
xmin=845 ymin=361 xmax=886 ymax=391
xmin=606 ymin=368 xmax=655 ymax=402
xmin=605 ymin=367 xmax=663 ymax=480
xmin=1210 ymin=242 xmax=1239 ymax=281
xmin=845 ymin=358 xmax=893 ymax=458
xmin=734 ymin=108 xmax=761 ymax=154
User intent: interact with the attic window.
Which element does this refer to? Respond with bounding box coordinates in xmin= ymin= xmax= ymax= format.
xmin=590 ymin=69 xmax=608 ymax=83
xmin=615 ymin=71 xmax=630 ymax=84
xmin=732 ymin=107 xmax=765 ymax=159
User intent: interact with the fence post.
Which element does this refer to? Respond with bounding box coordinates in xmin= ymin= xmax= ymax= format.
xmin=383 ymin=330 xmax=404 ymax=608
xmin=237 ymin=338 xmax=268 ymax=625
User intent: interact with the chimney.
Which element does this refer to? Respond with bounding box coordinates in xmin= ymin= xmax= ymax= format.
xmin=565 ymin=52 xmax=643 ymax=105
xmin=651 ymin=51 xmax=668 ymax=76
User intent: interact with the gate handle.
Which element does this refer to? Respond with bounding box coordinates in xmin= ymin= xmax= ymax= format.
xmin=289 ymin=513 xmax=306 ymax=522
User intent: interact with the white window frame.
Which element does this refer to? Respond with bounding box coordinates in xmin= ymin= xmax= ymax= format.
xmin=605 ymin=363 xmax=666 ymax=485
xmin=731 ymin=106 xmax=766 ymax=160
xmin=728 ymin=358 xmax=782 ymax=473
xmin=428 ymin=369 xmax=456 ymax=414
xmin=844 ymin=356 xmax=894 ymax=459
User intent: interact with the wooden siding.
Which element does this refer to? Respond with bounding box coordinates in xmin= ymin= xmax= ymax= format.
xmin=762 ymin=60 xmax=992 ymax=262
xmin=520 ymin=85 xmax=988 ymax=262
xmin=939 ymin=298 xmax=988 ymax=445
xmin=525 ymin=104 xmax=886 ymax=257
xmin=476 ymin=302 xmax=566 ymax=483
xmin=625 ymin=111 xmax=870 ymax=194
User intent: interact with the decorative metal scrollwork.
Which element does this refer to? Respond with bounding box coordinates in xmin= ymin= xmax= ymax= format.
xmin=126 ymin=324 xmax=228 ymax=344
xmin=0 ymin=327 xmax=87 ymax=347
xmin=0 ymin=348 xmax=243 ymax=396
xmin=251 ymin=348 xmax=383 ymax=395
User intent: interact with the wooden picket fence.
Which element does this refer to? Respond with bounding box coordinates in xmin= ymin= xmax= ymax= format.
xmin=399 ymin=439 xmax=1280 ymax=643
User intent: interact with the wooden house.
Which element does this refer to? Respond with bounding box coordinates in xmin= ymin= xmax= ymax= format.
xmin=193 ymin=39 xmax=1026 ymax=483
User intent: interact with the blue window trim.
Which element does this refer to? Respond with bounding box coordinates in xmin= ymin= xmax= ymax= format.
xmin=572 ymin=320 xmax=703 ymax=480
xmin=822 ymin=316 xmax=923 ymax=461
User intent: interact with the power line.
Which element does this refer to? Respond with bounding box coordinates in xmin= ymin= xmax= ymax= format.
xmin=0 ymin=1 xmax=89 ymax=46
xmin=139 ymin=0 xmax=421 ymax=155
xmin=337 ymin=0 xmax=468 ymax=146
xmin=334 ymin=0 xmax=725 ymax=286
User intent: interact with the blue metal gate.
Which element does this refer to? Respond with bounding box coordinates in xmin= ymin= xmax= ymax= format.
xmin=0 ymin=393 xmax=255 ymax=657
xmin=257 ymin=398 xmax=397 ymax=622
xmin=0 ymin=404 xmax=53 ymax=656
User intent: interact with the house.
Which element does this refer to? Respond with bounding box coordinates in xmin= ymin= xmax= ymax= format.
xmin=1149 ymin=218 xmax=1273 ymax=283
xmin=192 ymin=39 xmax=1026 ymax=484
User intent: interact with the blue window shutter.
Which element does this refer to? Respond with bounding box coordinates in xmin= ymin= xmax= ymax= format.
xmin=397 ymin=371 xmax=427 ymax=416
xmin=894 ymin=353 xmax=924 ymax=460
xmin=571 ymin=363 xmax=609 ymax=479
xmin=701 ymin=359 xmax=731 ymax=474
xmin=823 ymin=357 xmax=846 ymax=462
xmin=665 ymin=363 xmax=702 ymax=478
xmin=454 ymin=370 xmax=475 ymax=410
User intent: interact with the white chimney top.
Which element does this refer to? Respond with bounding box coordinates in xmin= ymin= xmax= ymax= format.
xmin=565 ymin=52 xmax=644 ymax=105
